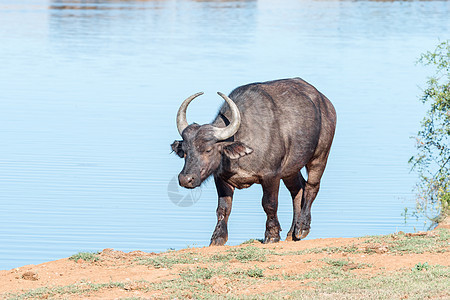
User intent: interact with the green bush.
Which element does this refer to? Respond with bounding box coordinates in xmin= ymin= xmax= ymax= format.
xmin=410 ymin=40 xmax=450 ymax=223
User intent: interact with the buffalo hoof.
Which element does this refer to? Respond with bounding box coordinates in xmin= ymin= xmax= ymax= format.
xmin=210 ymin=221 xmax=228 ymax=246
xmin=294 ymin=228 xmax=310 ymax=240
xmin=300 ymin=229 xmax=310 ymax=239
xmin=264 ymin=218 xmax=281 ymax=244
xmin=210 ymin=236 xmax=227 ymax=246
xmin=286 ymin=230 xmax=298 ymax=241
xmin=264 ymin=235 xmax=280 ymax=244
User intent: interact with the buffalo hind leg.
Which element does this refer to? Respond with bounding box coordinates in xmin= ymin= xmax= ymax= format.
xmin=261 ymin=178 xmax=282 ymax=243
xmin=282 ymin=172 xmax=306 ymax=241
xmin=294 ymin=151 xmax=331 ymax=240
xmin=210 ymin=176 xmax=234 ymax=246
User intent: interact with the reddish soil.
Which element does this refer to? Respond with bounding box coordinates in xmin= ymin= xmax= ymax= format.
xmin=1 ymin=228 xmax=448 ymax=299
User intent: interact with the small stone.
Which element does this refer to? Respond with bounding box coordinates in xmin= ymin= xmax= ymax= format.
xmin=22 ymin=271 xmax=39 ymax=281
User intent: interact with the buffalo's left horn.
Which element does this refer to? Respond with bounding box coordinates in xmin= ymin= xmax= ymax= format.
xmin=213 ymin=92 xmax=241 ymax=141
xmin=176 ymin=92 xmax=204 ymax=136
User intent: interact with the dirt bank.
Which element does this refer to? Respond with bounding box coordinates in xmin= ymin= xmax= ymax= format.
xmin=1 ymin=228 xmax=449 ymax=299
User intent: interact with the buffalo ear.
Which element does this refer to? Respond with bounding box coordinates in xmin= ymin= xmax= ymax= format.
xmin=171 ymin=140 xmax=185 ymax=158
xmin=222 ymin=142 xmax=253 ymax=160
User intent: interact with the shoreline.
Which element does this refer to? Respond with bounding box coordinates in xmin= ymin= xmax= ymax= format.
xmin=1 ymin=228 xmax=449 ymax=299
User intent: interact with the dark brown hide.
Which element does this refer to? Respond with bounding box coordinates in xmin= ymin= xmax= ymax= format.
xmin=171 ymin=78 xmax=336 ymax=244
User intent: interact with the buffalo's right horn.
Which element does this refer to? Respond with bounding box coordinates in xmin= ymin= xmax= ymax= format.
xmin=176 ymin=92 xmax=204 ymax=136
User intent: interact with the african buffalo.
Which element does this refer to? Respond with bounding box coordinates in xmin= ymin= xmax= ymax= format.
xmin=171 ymin=78 xmax=336 ymax=245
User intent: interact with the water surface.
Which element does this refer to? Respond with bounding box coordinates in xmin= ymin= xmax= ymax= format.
xmin=1 ymin=0 xmax=449 ymax=270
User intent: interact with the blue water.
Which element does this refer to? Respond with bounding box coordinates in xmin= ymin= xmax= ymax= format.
xmin=0 ymin=0 xmax=449 ymax=270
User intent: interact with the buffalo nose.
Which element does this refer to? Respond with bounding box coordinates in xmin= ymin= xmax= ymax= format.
xmin=178 ymin=174 xmax=196 ymax=187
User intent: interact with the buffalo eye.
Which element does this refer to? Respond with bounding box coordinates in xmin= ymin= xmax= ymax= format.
xmin=171 ymin=140 xmax=185 ymax=158
xmin=205 ymin=148 xmax=213 ymax=153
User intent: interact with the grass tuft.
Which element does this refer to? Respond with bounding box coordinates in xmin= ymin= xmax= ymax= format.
xmin=412 ymin=262 xmax=430 ymax=272
xmin=5 ymin=281 xmax=137 ymax=300
xmin=69 ymin=252 xmax=100 ymax=262
xmin=135 ymin=252 xmax=199 ymax=268
xmin=322 ymin=258 xmax=349 ymax=267
xmin=212 ymin=246 xmax=272 ymax=263
xmin=241 ymin=238 xmax=264 ymax=245
xmin=246 ymin=266 xmax=264 ymax=278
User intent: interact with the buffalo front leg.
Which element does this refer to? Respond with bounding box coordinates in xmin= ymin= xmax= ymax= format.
xmin=210 ymin=176 xmax=234 ymax=246
xmin=282 ymin=172 xmax=306 ymax=241
xmin=262 ymin=178 xmax=281 ymax=244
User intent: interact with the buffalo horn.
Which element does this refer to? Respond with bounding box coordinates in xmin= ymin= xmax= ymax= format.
xmin=176 ymin=91 xmax=241 ymax=140
xmin=176 ymin=92 xmax=204 ymax=135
